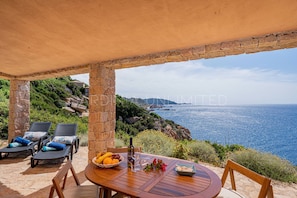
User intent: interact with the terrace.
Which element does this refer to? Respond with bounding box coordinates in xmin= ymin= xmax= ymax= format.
xmin=1 ymin=1 xmax=297 ymax=197
xmin=0 ymin=143 xmax=296 ymax=197
xmin=1 ymin=0 xmax=297 ymax=161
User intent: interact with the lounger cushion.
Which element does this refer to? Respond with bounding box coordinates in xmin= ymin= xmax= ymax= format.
xmin=52 ymin=136 xmax=77 ymax=145
xmin=14 ymin=136 xmax=32 ymax=146
xmin=7 ymin=142 xmax=23 ymax=148
xmin=42 ymin=146 xmax=57 ymax=152
xmin=23 ymin=131 xmax=47 ymax=141
xmin=47 ymin=141 xmax=66 ymax=150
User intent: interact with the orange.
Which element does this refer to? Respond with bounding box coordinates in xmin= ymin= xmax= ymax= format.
xmin=103 ymin=157 xmax=113 ymax=164
xmin=112 ymin=159 xmax=119 ymax=164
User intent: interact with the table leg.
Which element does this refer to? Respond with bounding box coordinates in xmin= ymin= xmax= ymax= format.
xmin=101 ymin=188 xmax=112 ymax=198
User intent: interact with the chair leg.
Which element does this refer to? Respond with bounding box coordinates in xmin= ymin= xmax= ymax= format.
xmin=70 ymin=146 xmax=74 ymax=160
xmin=99 ymin=187 xmax=104 ymax=198
xmin=31 ymin=158 xmax=38 ymax=168
xmin=75 ymin=138 xmax=79 ymax=153
xmin=0 ymin=152 xmax=9 ymax=160
xmin=30 ymin=148 xmax=35 ymax=156
xmin=99 ymin=188 xmax=112 ymax=198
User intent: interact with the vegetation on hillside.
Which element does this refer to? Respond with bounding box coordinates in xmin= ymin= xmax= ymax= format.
xmin=0 ymin=77 xmax=191 ymax=140
xmin=129 ymin=130 xmax=297 ymax=183
xmin=0 ymin=77 xmax=88 ymax=138
xmin=116 ymin=95 xmax=191 ymax=139
xmin=0 ymin=79 xmax=9 ymax=138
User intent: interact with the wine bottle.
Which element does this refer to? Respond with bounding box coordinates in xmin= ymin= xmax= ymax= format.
xmin=127 ymin=137 xmax=135 ymax=169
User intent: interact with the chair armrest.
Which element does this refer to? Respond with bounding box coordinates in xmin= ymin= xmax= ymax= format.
xmin=36 ymin=135 xmax=51 ymax=151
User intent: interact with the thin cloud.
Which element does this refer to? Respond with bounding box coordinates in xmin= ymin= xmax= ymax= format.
xmin=72 ymin=58 xmax=297 ymax=105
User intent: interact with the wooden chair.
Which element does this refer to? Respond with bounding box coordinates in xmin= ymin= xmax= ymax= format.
xmin=217 ymin=160 xmax=274 ymax=198
xmin=49 ymin=160 xmax=99 ymax=198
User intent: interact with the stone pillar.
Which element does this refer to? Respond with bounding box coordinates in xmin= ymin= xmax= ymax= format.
xmin=88 ymin=65 xmax=116 ymax=161
xmin=8 ymin=80 xmax=30 ymax=142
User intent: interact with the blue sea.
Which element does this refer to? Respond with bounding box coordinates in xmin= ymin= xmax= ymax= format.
xmin=153 ymin=104 xmax=297 ymax=165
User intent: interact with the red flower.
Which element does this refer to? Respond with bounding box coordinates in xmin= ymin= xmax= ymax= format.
xmin=144 ymin=158 xmax=167 ymax=172
xmin=161 ymin=163 xmax=167 ymax=171
xmin=153 ymin=158 xmax=157 ymax=165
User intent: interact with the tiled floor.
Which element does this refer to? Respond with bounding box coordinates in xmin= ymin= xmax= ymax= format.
xmin=0 ymin=143 xmax=296 ymax=198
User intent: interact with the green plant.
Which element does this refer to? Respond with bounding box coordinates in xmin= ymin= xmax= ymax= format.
xmin=231 ymin=149 xmax=297 ymax=183
xmin=115 ymin=129 xmax=131 ymax=145
xmin=134 ymin=130 xmax=177 ymax=157
xmin=187 ymin=140 xmax=220 ymax=165
xmin=143 ymin=158 xmax=167 ymax=172
xmin=172 ymin=142 xmax=188 ymax=160
xmin=30 ymin=109 xmax=88 ymax=136
xmin=0 ymin=81 xmax=9 ymax=139
xmin=209 ymin=142 xmax=227 ymax=160
xmin=78 ymin=133 xmax=88 ymax=147
xmin=116 ymin=95 xmax=146 ymax=119
xmin=115 ymin=138 xmax=126 ymax=148
xmin=116 ymin=120 xmax=139 ymax=136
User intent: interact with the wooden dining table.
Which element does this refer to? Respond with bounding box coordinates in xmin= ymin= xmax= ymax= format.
xmin=85 ymin=153 xmax=222 ymax=198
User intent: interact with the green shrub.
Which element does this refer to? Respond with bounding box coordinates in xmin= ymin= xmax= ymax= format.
xmin=210 ymin=142 xmax=228 ymax=160
xmin=115 ymin=138 xmax=126 ymax=148
xmin=187 ymin=140 xmax=220 ymax=165
xmin=172 ymin=142 xmax=188 ymax=160
xmin=208 ymin=142 xmax=245 ymax=161
xmin=115 ymin=129 xmax=131 ymax=145
xmin=116 ymin=120 xmax=139 ymax=136
xmin=0 ymin=89 xmax=9 ymax=139
xmin=134 ymin=130 xmax=177 ymax=157
xmin=116 ymin=95 xmax=146 ymax=119
xmin=79 ymin=133 xmax=88 ymax=147
xmin=231 ymin=149 xmax=297 ymax=183
xmin=227 ymin=144 xmax=245 ymax=152
xmin=30 ymin=108 xmax=88 ymax=135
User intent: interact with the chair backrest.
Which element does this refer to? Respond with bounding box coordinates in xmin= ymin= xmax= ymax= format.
xmin=221 ymin=160 xmax=274 ymax=198
xmin=49 ymin=160 xmax=80 ymax=198
xmin=107 ymin=147 xmax=142 ymax=153
xmin=54 ymin=124 xmax=77 ymax=136
xmin=29 ymin=122 xmax=52 ymax=132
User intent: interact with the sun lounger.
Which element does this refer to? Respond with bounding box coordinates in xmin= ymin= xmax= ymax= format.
xmin=0 ymin=122 xmax=51 ymax=159
xmin=30 ymin=123 xmax=79 ymax=168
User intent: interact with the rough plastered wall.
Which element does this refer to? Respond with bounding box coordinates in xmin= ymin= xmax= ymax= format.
xmin=8 ymin=80 xmax=30 ymax=141
xmin=88 ymin=65 xmax=116 ymax=161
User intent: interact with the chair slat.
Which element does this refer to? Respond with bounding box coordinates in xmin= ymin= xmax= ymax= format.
xmin=49 ymin=161 xmax=97 ymax=198
xmin=220 ymin=160 xmax=274 ymax=198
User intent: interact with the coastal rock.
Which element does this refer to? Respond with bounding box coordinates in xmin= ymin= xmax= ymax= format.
xmin=125 ymin=116 xmax=142 ymax=124
xmin=153 ymin=119 xmax=192 ymax=141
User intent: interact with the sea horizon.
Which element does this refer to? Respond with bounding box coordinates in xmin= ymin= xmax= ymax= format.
xmin=153 ymin=103 xmax=297 ymax=165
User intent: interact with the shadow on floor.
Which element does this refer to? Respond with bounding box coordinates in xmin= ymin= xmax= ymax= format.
xmin=25 ymin=170 xmax=90 ymax=198
xmin=0 ymin=181 xmax=24 ymax=198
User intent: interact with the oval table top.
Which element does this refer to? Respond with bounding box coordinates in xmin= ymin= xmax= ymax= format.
xmin=85 ymin=153 xmax=221 ymax=198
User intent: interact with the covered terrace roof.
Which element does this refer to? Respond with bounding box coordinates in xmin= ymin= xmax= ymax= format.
xmin=1 ymin=0 xmax=297 ymax=81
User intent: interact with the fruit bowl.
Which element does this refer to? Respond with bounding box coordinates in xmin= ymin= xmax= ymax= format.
xmin=92 ymin=155 xmax=124 ymax=168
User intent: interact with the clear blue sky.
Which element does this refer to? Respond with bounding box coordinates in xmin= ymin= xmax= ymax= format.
xmin=72 ymin=48 xmax=297 ymax=105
